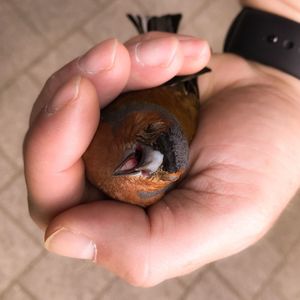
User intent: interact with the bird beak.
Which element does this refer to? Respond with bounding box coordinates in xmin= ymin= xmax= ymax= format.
xmin=113 ymin=144 xmax=164 ymax=177
xmin=113 ymin=152 xmax=141 ymax=176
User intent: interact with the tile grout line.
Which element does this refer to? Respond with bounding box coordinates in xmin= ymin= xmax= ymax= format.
xmin=0 ymin=0 xmax=212 ymax=94
xmin=0 ymin=284 xmax=36 ymax=300
xmin=251 ymin=255 xmax=288 ymax=300
xmin=26 ymin=70 xmax=45 ymax=89
xmin=0 ymin=251 xmax=46 ymax=299
xmin=130 ymin=0 xmax=155 ymax=14
xmin=91 ymin=0 xmax=103 ymax=6
xmin=1 ymin=0 xmax=50 ymax=93
xmin=0 ymin=156 xmax=20 ymax=195
xmin=80 ymin=26 xmax=107 ymax=45
xmin=0 ymin=172 xmax=21 ymax=195
xmin=211 ymin=264 xmax=248 ymax=300
xmin=0 ymin=168 xmax=23 ymax=193
xmin=7 ymin=0 xmax=49 ymax=44
xmin=178 ymin=265 xmax=213 ymax=300
xmin=0 ymin=173 xmax=19 ymax=195
xmin=18 ymin=282 xmax=39 ymax=300
xmin=187 ymin=0 xmax=215 ymax=23
xmin=136 ymin=0 xmax=212 ymax=25
xmin=8 ymin=0 xmax=112 ymax=46
xmin=0 ymin=0 xmax=210 ymax=94
xmin=0 ymin=0 xmax=116 ymax=94
xmin=254 ymin=284 xmax=289 ymax=300
xmin=0 ymin=198 xmax=43 ymax=247
xmin=0 ymin=145 xmax=20 ymax=172
xmin=0 ymin=168 xmax=44 ymax=247
xmin=252 ymin=234 xmax=300 ymax=300
xmin=175 ymin=277 xmax=189 ymax=289
xmin=91 ymin=277 xmax=118 ymax=300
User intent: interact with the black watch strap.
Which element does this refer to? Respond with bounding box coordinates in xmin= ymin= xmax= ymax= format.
xmin=224 ymin=7 xmax=300 ymax=79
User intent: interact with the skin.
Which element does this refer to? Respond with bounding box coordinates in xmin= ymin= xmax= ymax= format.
xmin=24 ymin=0 xmax=300 ymax=286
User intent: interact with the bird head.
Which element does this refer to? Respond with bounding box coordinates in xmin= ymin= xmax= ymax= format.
xmin=84 ymin=105 xmax=189 ymax=206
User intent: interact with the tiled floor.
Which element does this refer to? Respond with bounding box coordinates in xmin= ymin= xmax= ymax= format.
xmin=0 ymin=0 xmax=299 ymax=299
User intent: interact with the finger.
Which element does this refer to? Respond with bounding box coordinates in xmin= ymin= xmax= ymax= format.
xmin=124 ymin=32 xmax=211 ymax=90
xmin=30 ymin=38 xmax=131 ymax=124
xmin=31 ymin=35 xmax=210 ymax=124
xmin=24 ymin=76 xmax=100 ymax=228
xmin=44 ymin=182 xmax=273 ymax=287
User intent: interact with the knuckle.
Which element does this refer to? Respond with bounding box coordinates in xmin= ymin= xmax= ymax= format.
xmin=123 ymin=269 xmax=154 ymax=288
xmin=122 ymin=261 xmax=150 ymax=287
xmin=27 ymin=197 xmax=48 ymax=230
xmin=117 ymin=252 xmax=157 ymax=287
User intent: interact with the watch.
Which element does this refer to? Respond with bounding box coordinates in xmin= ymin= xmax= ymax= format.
xmin=224 ymin=7 xmax=300 ymax=79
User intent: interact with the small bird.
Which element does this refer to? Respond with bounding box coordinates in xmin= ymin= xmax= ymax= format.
xmin=83 ymin=14 xmax=210 ymax=206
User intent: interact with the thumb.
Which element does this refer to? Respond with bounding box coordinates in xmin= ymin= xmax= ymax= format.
xmin=44 ymin=201 xmax=151 ymax=286
xmin=24 ymin=76 xmax=99 ymax=227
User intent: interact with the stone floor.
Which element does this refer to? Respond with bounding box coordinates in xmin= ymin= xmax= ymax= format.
xmin=0 ymin=0 xmax=299 ymax=299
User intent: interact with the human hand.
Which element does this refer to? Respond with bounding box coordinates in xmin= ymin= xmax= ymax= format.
xmin=23 ymin=33 xmax=300 ymax=286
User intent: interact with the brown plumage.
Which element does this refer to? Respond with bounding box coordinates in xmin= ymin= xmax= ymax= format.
xmin=83 ymin=14 xmax=210 ymax=206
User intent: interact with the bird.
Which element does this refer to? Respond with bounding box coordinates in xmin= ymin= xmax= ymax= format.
xmin=83 ymin=14 xmax=210 ymax=206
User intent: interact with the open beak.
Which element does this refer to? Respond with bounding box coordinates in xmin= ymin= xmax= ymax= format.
xmin=113 ymin=144 xmax=164 ymax=177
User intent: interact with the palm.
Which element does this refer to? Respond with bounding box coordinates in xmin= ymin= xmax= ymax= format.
xmin=147 ymin=55 xmax=300 ymax=281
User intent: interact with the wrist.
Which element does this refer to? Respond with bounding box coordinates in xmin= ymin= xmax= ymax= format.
xmin=240 ymin=0 xmax=300 ymax=23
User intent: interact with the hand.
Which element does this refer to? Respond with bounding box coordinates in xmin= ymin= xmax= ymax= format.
xmin=23 ymin=33 xmax=300 ymax=286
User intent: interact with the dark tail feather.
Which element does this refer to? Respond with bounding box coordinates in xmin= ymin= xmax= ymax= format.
xmin=163 ymin=68 xmax=211 ymax=87
xmin=127 ymin=14 xmax=182 ymax=34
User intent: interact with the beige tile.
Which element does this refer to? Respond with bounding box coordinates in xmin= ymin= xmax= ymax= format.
xmin=138 ymin=0 xmax=209 ymax=34
xmin=0 ymin=1 xmax=46 ymax=89
xmin=177 ymin=265 xmax=208 ymax=288
xmin=0 ymin=174 xmax=43 ymax=243
xmin=1 ymin=284 xmax=33 ymax=300
xmin=0 ymin=75 xmax=39 ymax=168
xmin=272 ymin=238 xmax=300 ymax=300
xmin=190 ymin=0 xmax=241 ymax=52
xmin=83 ymin=0 xmax=144 ymax=43
xmin=215 ymin=239 xmax=282 ymax=299
xmin=30 ymin=32 xmax=94 ymax=86
xmin=0 ymin=208 xmax=42 ymax=294
xmin=85 ymin=0 xmax=210 ymax=43
xmin=0 ymin=151 xmax=17 ymax=191
xmin=11 ymin=0 xmax=99 ymax=44
xmin=266 ymin=192 xmax=300 ymax=255
xmin=100 ymin=277 xmax=184 ymax=300
xmin=185 ymin=269 xmax=239 ymax=300
xmin=96 ymin=0 xmax=110 ymax=3
xmin=255 ymin=283 xmax=286 ymax=300
xmin=137 ymin=0 xmax=207 ymax=15
xmin=137 ymin=0 xmax=212 ymax=37
xmin=20 ymin=253 xmax=114 ymax=300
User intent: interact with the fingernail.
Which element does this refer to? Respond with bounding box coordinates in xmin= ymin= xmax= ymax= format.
xmin=78 ymin=38 xmax=118 ymax=74
xmin=135 ymin=36 xmax=179 ymax=67
xmin=45 ymin=75 xmax=81 ymax=115
xmin=180 ymin=39 xmax=209 ymax=59
xmin=45 ymin=227 xmax=97 ymax=261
